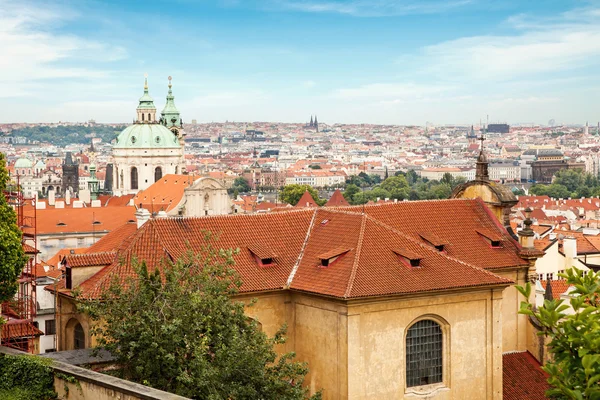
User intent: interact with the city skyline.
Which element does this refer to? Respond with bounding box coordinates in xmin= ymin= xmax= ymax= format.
xmin=2 ymin=0 xmax=600 ymax=125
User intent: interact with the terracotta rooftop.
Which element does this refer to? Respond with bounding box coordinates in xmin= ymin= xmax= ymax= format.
xmin=64 ymin=199 xmax=524 ymax=300
xmin=85 ymin=222 xmax=137 ymax=253
xmin=133 ymin=174 xmax=196 ymax=213
xmin=66 ymin=252 xmax=116 ymax=268
xmin=1 ymin=320 xmax=43 ymax=340
xmin=503 ymin=351 xmax=549 ymax=400
xmin=325 ymin=189 xmax=349 ymax=207
xmin=540 ymin=280 xmax=572 ymax=300
xmin=295 ymin=190 xmax=318 ymax=208
xmin=31 ymin=206 xmax=136 ymax=235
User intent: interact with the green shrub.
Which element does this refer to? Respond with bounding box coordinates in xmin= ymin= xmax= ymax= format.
xmin=0 ymin=354 xmax=57 ymax=399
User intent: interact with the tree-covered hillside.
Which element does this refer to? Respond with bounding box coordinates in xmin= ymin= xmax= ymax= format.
xmin=6 ymin=125 xmax=126 ymax=146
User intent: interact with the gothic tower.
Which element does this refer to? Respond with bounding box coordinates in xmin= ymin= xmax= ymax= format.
xmin=61 ymin=151 xmax=79 ymax=196
xmin=314 ymin=115 xmax=318 ymax=132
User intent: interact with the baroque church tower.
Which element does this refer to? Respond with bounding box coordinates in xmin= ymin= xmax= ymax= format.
xmin=112 ymin=76 xmax=185 ymax=196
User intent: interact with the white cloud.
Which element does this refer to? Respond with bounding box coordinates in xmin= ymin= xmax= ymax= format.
xmin=0 ymin=0 xmax=127 ymax=88
xmin=269 ymin=0 xmax=474 ymax=17
xmin=420 ymin=7 xmax=600 ymax=80
xmin=302 ymin=80 xmax=316 ymax=88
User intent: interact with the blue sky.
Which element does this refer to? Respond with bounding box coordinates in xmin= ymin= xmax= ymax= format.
xmin=2 ymin=0 xmax=599 ymax=125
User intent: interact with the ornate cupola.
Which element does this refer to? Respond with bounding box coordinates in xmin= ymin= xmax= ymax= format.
xmin=160 ymin=76 xmax=182 ymax=134
xmin=136 ymin=75 xmax=157 ymax=123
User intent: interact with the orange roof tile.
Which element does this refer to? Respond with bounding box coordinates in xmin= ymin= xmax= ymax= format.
xmin=503 ymin=352 xmax=549 ymax=400
xmin=66 ymin=252 xmax=116 ymax=268
xmin=325 ymin=189 xmax=349 ymax=207
xmin=295 ymin=190 xmax=318 ymax=208
xmin=46 ymin=248 xmax=86 ymax=267
xmin=32 ymin=206 xmax=136 ymax=235
xmin=540 ymin=280 xmax=571 ymax=299
xmin=1 ymin=320 xmax=43 ymax=339
xmin=71 ymin=198 xmax=523 ymax=300
xmin=133 ymin=174 xmax=196 ymax=213
xmin=85 ymin=222 xmax=137 ymax=253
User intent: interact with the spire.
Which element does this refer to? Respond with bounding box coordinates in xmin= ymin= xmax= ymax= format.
xmin=309 ymin=115 xmax=313 ymax=127
xmin=161 ymin=75 xmax=181 ymax=129
xmin=137 ymin=74 xmax=156 ymax=123
xmin=475 ymin=126 xmax=489 ymax=181
xmin=314 ymin=115 xmax=318 ymax=132
xmin=544 ymin=281 xmax=553 ymax=301
xmin=64 ymin=152 xmax=74 ymax=166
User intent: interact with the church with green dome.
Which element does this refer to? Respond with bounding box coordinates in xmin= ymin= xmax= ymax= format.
xmin=112 ymin=76 xmax=185 ymax=195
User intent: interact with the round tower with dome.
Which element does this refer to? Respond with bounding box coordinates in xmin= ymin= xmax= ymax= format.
xmin=112 ymin=76 xmax=185 ymax=195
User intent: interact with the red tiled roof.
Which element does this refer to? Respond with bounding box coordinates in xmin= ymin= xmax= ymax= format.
xmin=35 ymin=262 xmax=62 ymax=279
xmin=31 ymin=207 xmax=136 ymax=235
xmin=295 ymin=191 xmax=318 ymax=208
xmin=22 ymin=243 xmax=39 ymax=254
xmin=72 ymin=199 xmax=522 ymax=300
xmin=66 ymin=252 xmax=116 ymax=268
xmin=85 ymin=222 xmax=137 ymax=253
xmin=46 ymin=248 xmax=86 ymax=267
xmin=540 ymin=280 xmax=571 ymax=300
xmin=325 ymin=189 xmax=350 ymax=207
xmin=133 ymin=174 xmax=196 ymax=213
xmin=503 ymin=352 xmax=549 ymax=400
xmin=1 ymin=320 xmax=44 ymax=339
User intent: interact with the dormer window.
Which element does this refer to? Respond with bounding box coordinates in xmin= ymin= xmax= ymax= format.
xmin=317 ymin=247 xmax=351 ymax=268
xmin=248 ymin=244 xmax=276 ymax=267
xmin=418 ymin=232 xmax=447 ymax=252
xmin=476 ymin=229 xmax=502 ymax=248
xmin=393 ymin=248 xmax=422 ymax=268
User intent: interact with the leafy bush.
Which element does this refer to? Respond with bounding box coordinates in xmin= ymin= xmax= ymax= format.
xmin=0 ymin=354 xmax=57 ymax=399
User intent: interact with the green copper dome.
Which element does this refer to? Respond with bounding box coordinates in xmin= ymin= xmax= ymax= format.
xmin=15 ymin=157 xmax=33 ymax=168
xmin=114 ymin=124 xmax=181 ymax=149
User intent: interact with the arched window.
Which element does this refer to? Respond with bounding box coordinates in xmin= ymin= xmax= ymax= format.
xmin=74 ymin=323 xmax=85 ymax=349
xmin=154 ymin=166 xmax=162 ymax=182
xmin=406 ymin=319 xmax=443 ymax=387
xmin=148 ymin=113 xmax=151 ymax=121
xmin=131 ymin=167 xmax=138 ymax=190
xmin=141 ymin=113 xmax=145 ymax=121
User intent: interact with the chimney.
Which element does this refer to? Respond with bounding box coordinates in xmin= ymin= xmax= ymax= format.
xmin=48 ymin=190 xmax=55 ymax=206
xmin=549 ymin=232 xmax=557 ymax=240
xmin=563 ymin=236 xmax=577 ymax=259
xmin=518 ymin=207 xmax=535 ymax=249
xmin=79 ymin=189 xmax=91 ymax=204
xmin=135 ymin=208 xmax=151 ymax=228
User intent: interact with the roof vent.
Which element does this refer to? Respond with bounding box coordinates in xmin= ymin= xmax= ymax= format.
xmin=317 ymin=247 xmax=351 ymax=267
xmin=392 ymin=248 xmax=422 ymax=268
xmin=418 ymin=231 xmax=447 ymax=252
xmin=248 ymin=244 xmax=276 ymax=267
xmin=476 ymin=229 xmax=502 ymax=248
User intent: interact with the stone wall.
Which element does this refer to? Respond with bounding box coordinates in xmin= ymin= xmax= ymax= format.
xmin=0 ymin=346 xmax=188 ymax=400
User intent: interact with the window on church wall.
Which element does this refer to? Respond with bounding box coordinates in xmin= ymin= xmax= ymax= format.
xmin=131 ymin=167 xmax=138 ymax=190
xmin=142 ymin=113 xmax=145 ymax=121
xmin=74 ymin=323 xmax=85 ymax=349
xmin=406 ymin=319 xmax=443 ymax=388
xmin=155 ymin=167 xmax=162 ymax=182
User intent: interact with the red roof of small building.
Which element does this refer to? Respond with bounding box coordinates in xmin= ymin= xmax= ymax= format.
xmin=503 ymin=351 xmax=549 ymax=400
xmin=1 ymin=320 xmax=44 ymax=339
xmin=325 ymin=189 xmax=349 ymax=207
xmin=540 ymin=280 xmax=572 ymax=299
xmin=295 ymin=191 xmax=318 ymax=208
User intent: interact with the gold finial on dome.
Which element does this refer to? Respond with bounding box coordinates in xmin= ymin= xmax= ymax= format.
xmin=144 ymin=73 xmax=149 ymax=89
xmin=168 ymin=75 xmax=172 ymax=89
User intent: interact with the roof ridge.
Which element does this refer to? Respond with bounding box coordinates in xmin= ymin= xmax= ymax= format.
xmin=364 ymin=215 xmax=512 ymax=283
xmin=285 ymin=209 xmax=318 ymax=288
xmin=344 ymin=213 xmax=367 ymax=298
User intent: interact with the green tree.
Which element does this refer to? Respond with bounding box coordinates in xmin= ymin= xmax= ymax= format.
xmin=343 ymin=184 xmax=361 ymax=203
xmin=81 ymin=246 xmax=321 ymax=400
xmin=231 ymin=177 xmax=251 ymax=194
xmin=0 ymin=153 xmax=27 ymax=305
xmin=380 ymin=175 xmax=410 ymax=199
xmin=553 ymin=169 xmax=585 ymax=193
xmin=358 ymin=171 xmax=372 ymax=186
xmin=280 ymin=184 xmax=325 ymax=206
xmin=517 ymin=268 xmax=600 ymax=399
xmin=406 ymin=170 xmax=418 ymax=185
